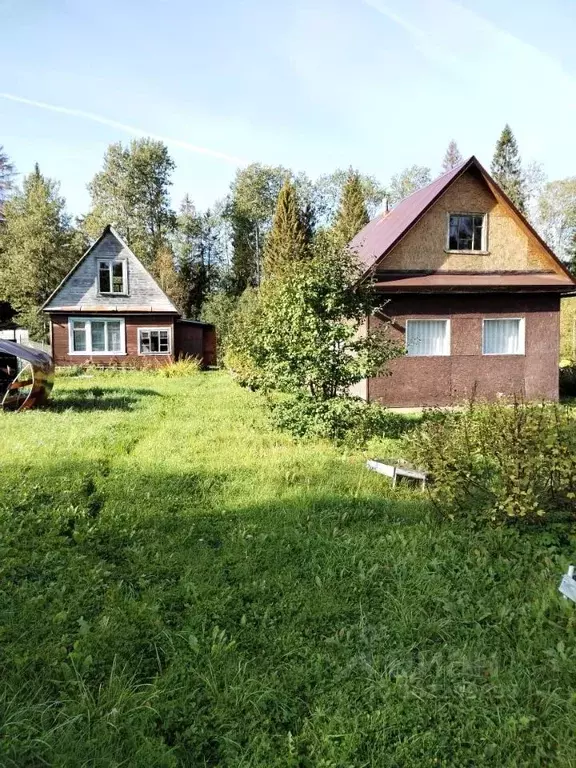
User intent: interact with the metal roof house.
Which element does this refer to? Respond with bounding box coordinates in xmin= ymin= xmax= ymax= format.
xmin=350 ymin=156 xmax=576 ymax=406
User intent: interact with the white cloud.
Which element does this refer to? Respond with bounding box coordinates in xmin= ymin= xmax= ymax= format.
xmin=0 ymin=92 xmax=247 ymax=166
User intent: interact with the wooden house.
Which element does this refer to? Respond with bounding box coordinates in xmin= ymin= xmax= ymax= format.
xmin=42 ymin=226 xmax=216 ymax=367
xmin=350 ymin=156 xmax=576 ymax=406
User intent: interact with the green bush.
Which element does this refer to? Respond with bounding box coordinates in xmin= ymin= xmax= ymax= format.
xmin=270 ymin=394 xmax=410 ymax=445
xmin=404 ymin=400 xmax=576 ymax=525
xmin=157 ymin=357 xmax=202 ymax=378
xmin=560 ymin=365 xmax=576 ymax=398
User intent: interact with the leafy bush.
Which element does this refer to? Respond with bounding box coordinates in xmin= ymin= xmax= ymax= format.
xmin=560 ymin=365 xmax=576 ymax=397
xmin=224 ymin=239 xmax=402 ymax=398
xmin=201 ymin=292 xmax=239 ymax=358
xmin=404 ymin=400 xmax=576 ymax=525
xmin=271 ymin=393 xmax=410 ymax=445
xmin=157 ymin=357 xmax=202 ymax=378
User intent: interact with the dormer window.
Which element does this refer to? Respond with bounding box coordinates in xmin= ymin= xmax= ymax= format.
xmin=447 ymin=213 xmax=487 ymax=252
xmin=98 ymin=260 xmax=127 ymax=294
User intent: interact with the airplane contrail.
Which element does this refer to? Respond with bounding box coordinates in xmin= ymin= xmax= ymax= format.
xmin=0 ymin=92 xmax=246 ymax=165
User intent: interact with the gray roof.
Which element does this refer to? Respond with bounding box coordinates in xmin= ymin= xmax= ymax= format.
xmin=43 ymin=226 xmax=179 ymax=314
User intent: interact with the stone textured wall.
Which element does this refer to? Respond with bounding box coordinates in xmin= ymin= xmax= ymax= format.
xmin=380 ymin=168 xmax=561 ymax=274
xmin=369 ymin=293 xmax=560 ymax=407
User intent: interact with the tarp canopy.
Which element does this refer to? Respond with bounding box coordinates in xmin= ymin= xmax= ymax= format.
xmin=0 ymin=340 xmax=52 ymax=368
xmin=0 ymin=341 xmax=54 ymax=411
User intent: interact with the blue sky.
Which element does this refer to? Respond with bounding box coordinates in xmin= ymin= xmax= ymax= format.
xmin=1 ymin=0 xmax=576 ymax=216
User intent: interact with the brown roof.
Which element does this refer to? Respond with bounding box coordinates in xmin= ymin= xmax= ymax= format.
xmin=350 ymin=161 xmax=467 ymax=271
xmin=374 ymin=273 xmax=576 ymax=292
xmin=350 ymin=156 xmax=576 ymax=290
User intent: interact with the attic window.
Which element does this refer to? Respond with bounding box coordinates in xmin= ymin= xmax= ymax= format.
xmin=98 ymin=260 xmax=127 ymax=294
xmin=448 ymin=214 xmax=486 ymax=252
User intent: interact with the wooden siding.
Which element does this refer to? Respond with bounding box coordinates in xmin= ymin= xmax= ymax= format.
xmin=51 ymin=315 xmax=217 ymax=368
xmin=175 ymin=322 xmax=217 ymax=367
xmin=44 ymin=230 xmax=178 ymax=313
xmin=51 ymin=314 xmax=176 ymax=366
xmin=380 ymin=168 xmax=564 ymax=276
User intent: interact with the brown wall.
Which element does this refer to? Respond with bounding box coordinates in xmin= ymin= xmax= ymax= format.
xmin=50 ymin=314 xmax=175 ymax=367
xmin=369 ymin=293 xmax=560 ymax=407
xmin=174 ymin=322 xmax=217 ymax=367
xmin=380 ymin=168 xmax=562 ymax=275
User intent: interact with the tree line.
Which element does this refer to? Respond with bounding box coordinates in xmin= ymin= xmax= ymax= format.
xmin=0 ymin=124 xmax=574 ymax=340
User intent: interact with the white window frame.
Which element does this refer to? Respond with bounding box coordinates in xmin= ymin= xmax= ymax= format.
xmin=97 ymin=259 xmax=128 ymax=295
xmin=405 ymin=319 xmax=451 ymax=357
xmin=138 ymin=327 xmax=172 ymax=356
xmin=482 ymin=317 xmax=525 ymax=356
xmin=68 ymin=317 xmax=126 ymax=356
xmin=446 ymin=212 xmax=488 ymax=253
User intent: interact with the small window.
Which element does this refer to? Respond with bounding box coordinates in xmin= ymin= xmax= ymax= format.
xmin=138 ymin=328 xmax=171 ymax=355
xmin=69 ymin=318 xmax=125 ymax=354
xmin=483 ymin=318 xmax=525 ymax=355
xmin=98 ymin=260 xmax=127 ymax=294
xmin=406 ymin=319 xmax=450 ymax=356
xmin=448 ymin=214 xmax=486 ymax=252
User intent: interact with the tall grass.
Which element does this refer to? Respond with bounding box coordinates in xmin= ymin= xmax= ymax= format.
xmin=1 ymin=372 xmax=576 ymax=765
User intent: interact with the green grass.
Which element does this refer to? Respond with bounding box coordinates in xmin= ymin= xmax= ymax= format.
xmin=2 ymin=371 xmax=576 ymax=766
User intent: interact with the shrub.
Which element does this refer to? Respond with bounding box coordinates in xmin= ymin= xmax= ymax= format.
xmin=270 ymin=393 xmax=410 ymax=446
xmin=560 ymin=365 xmax=576 ymax=398
xmin=157 ymin=357 xmax=202 ymax=378
xmin=404 ymin=400 xmax=576 ymax=525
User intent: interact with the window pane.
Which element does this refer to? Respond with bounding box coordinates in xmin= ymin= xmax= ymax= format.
xmin=107 ymin=321 xmax=122 ymax=352
xmin=159 ymin=330 xmax=169 ymax=352
xmin=140 ymin=331 xmax=151 ymax=353
xmin=91 ymin=321 xmax=106 ymax=352
xmin=72 ymin=322 xmax=86 ymax=352
xmin=99 ymin=263 xmax=111 ymax=293
xmin=112 ymin=262 xmax=124 ymax=293
xmin=449 ymin=219 xmax=459 ymax=250
xmin=483 ymin=319 xmax=522 ymax=354
xmin=449 ymin=214 xmax=485 ymax=250
xmin=473 ymin=216 xmax=484 ymax=250
xmin=406 ymin=320 xmax=449 ymax=356
xmin=150 ymin=331 xmax=160 ymax=352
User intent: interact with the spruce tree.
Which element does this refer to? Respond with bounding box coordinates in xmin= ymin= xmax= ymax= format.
xmin=333 ymin=169 xmax=369 ymax=245
xmin=491 ymin=124 xmax=527 ymax=214
xmin=0 ymin=164 xmax=84 ymax=340
xmin=263 ymin=178 xmax=307 ymax=278
xmin=442 ymin=140 xmax=463 ymax=172
xmin=0 ymin=145 xmax=16 ymax=210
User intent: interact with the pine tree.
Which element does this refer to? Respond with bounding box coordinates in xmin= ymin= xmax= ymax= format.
xmin=263 ymin=178 xmax=308 ymax=278
xmin=0 ymin=145 xmax=16 ymax=211
xmin=333 ymin=169 xmax=369 ymax=244
xmin=174 ymin=196 xmax=221 ymax=317
xmin=491 ymin=124 xmax=527 ymax=214
xmin=442 ymin=140 xmax=463 ymax=172
xmin=0 ymin=164 xmax=84 ymax=340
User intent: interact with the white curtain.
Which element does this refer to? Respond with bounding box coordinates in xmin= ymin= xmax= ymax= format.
xmin=483 ymin=319 xmax=521 ymax=354
xmin=406 ymin=320 xmax=449 ymax=356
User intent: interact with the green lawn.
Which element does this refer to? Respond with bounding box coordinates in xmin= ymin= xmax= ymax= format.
xmin=2 ymin=371 xmax=576 ymax=767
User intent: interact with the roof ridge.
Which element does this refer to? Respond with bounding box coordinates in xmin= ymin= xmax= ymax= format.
xmin=388 ymin=157 xmax=472 ymax=210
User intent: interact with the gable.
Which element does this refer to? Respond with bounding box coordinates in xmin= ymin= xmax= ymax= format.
xmin=43 ymin=228 xmax=178 ymax=313
xmin=380 ymin=166 xmax=567 ymax=276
